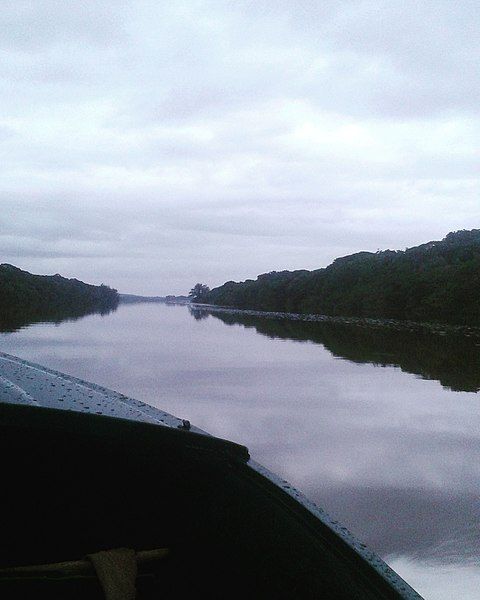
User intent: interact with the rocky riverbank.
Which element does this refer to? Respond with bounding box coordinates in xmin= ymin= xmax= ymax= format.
xmin=191 ymin=304 xmax=480 ymax=340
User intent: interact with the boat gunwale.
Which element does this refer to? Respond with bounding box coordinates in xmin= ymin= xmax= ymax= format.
xmin=0 ymin=351 xmax=422 ymax=599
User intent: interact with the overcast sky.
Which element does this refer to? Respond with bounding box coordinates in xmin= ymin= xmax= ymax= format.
xmin=1 ymin=1 xmax=479 ymax=294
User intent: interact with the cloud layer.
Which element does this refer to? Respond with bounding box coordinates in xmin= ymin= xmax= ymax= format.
xmin=2 ymin=1 xmax=479 ymax=293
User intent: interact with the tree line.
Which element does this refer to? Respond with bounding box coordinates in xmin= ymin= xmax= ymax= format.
xmin=0 ymin=264 xmax=119 ymax=319
xmin=196 ymin=229 xmax=480 ymax=326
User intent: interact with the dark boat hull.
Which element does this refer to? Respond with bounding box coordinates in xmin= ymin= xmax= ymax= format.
xmin=0 ymin=352 xmax=421 ymax=599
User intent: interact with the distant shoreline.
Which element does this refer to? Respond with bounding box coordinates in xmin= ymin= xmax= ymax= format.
xmin=119 ymin=293 xmax=190 ymax=305
xmin=190 ymin=303 xmax=480 ymax=339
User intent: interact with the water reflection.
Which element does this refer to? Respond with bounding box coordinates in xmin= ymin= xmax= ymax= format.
xmin=312 ymin=485 xmax=480 ymax=560
xmin=189 ymin=308 xmax=210 ymax=320
xmin=184 ymin=306 xmax=480 ymax=597
xmin=2 ymin=302 xmax=479 ymax=598
xmin=0 ymin=303 xmax=118 ymax=333
xmin=189 ymin=306 xmax=480 ymax=393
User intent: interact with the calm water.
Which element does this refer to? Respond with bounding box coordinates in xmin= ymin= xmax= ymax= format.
xmin=1 ymin=301 xmax=479 ymax=599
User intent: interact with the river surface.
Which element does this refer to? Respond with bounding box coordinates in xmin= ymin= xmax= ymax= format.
xmin=1 ymin=301 xmax=479 ymax=599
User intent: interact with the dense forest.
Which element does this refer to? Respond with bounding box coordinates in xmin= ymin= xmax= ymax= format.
xmin=0 ymin=264 xmax=119 ymax=328
xmin=203 ymin=230 xmax=480 ymax=325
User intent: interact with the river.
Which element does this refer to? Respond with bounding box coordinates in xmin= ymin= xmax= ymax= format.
xmin=1 ymin=300 xmax=479 ymax=599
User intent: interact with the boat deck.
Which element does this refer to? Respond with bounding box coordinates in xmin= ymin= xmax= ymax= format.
xmin=0 ymin=351 xmax=186 ymax=428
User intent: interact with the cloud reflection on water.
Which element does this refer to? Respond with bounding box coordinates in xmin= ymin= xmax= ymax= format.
xmin=1 ymin=302 xmax=479 ymax=598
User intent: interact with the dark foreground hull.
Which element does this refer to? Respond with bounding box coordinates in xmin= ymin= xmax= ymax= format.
xmin=0 ymin=352 xmax=421 ymax=599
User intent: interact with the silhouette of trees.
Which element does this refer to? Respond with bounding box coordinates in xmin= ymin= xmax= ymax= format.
xmin=189 ymin=283 xmax=210 ymax=303
xmin=204 ymin=230 xmax=480 ymax=326
xmin=0 ymin=264 xmax=119 ymax=320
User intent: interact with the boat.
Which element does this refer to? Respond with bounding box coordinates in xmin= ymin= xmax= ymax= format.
xmin=0 ymin=351 xmax=422 ymax=599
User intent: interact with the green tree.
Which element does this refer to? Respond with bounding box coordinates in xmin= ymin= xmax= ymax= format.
xmin=205 ymin=230 xmax=480 ymax=326
xmin=189 ymin=283 xmax=210 ymax=303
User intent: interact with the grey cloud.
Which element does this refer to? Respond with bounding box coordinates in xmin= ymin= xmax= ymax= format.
xmin=0 ymin=125 xmax=16 ymax=140
xmin=0 ymin=0 xmax=128 ymax=52
xmin=119 ymin=1 xmax=480 ymax=123
xmin=1 ymin=1 xmax=479 ymax=293
xmin=0 ymin=237 xmax=118 ymax=260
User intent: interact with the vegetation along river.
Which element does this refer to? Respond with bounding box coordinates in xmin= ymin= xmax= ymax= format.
xmin=1 ymin=300 xmax=479 ymax=600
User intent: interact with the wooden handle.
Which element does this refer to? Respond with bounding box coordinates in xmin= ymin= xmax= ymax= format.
xmin=0 ymin=548 xmax=170 ymax=577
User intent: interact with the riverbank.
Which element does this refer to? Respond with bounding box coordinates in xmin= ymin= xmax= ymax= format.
xmin=203 ymin=231 xmax=480 ymax=326
xmin=191 ymin=303 xmax=480 ymax=340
